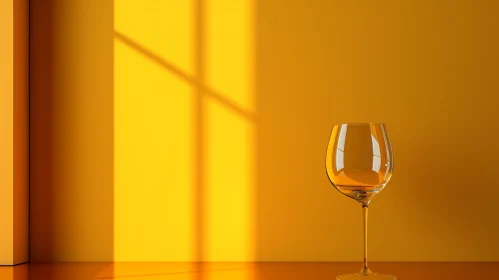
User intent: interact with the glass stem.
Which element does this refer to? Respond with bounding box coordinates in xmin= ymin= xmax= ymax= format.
xmin=360 ymin=204 xmax=373 ymax=276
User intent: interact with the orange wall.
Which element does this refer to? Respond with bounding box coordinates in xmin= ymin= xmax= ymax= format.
xmin=0 ymin=0 xmax=29 ymax=265
xmin=30 ymin=0 xmax=499 ymax=262
xmin=0 ymin=0 xmax=15 ymax=264
xmin=30 ymin=0 xmax=114 ymax=261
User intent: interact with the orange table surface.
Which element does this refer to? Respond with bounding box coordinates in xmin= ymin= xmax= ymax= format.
xmin=1 ymin=262 xmax=498 ymax=280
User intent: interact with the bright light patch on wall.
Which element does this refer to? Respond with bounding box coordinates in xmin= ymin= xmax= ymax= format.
xmin=205 ymin=101 xmax=255 ymax=261
xmin=205 ymin=0 xmax=254 ymax=111
xmin=204 ymin=0 xmax=255 ymax=261
xmin=114 ymin=0 xmax=194 ymax=76
xmin=114 ymin=39 xmax=195 ymax=261
xmin=114 ymin=0 xmax=254 ymax=262
xmin=114 ymin=0 xmax=195 ymax=262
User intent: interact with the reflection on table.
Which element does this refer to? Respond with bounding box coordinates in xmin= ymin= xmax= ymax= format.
xmin=0 ymin=262 xmax=497 ymax=280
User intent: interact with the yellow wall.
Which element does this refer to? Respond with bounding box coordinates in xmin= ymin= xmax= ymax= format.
xmin=0 ymin=0 xmax=29 ymax=265
xmin=114 ymin=0 xmax=255 ymax=262
xmin=30 ymin=0 xmax=499 ymax=261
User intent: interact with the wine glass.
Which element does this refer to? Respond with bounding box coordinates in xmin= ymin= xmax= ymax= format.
xmin=326 ymin=123 xmax=395 ymax=280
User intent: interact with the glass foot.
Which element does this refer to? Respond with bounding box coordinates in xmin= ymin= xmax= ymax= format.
xmin=337 ymin=273 xmax=396 ymax=279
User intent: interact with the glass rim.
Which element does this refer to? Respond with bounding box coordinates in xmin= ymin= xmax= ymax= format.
xmin=333 ymin=122 xmax=386 ymax=126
